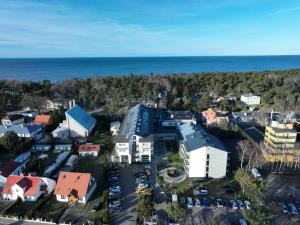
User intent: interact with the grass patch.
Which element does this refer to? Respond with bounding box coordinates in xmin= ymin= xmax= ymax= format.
xmin=34 ymin=196 xmax=68 ymax=222
xmin=5 ymin=200 xmax=35 ymax=217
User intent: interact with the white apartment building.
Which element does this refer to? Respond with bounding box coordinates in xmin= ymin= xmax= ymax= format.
xmin=113 ymin=104 xmax=154 ymax=164
xmin=240 ymin=93 xmax=261 ymax=106
xmin=178 ymin=123 xmax=228 ymax=178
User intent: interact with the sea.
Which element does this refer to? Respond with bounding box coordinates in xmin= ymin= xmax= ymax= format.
xmin=0 ymin=55 xmax=300 ymax=82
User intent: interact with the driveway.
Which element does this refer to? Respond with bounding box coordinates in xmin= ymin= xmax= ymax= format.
xmin=111 ymin=164 xmax=141 ymax=225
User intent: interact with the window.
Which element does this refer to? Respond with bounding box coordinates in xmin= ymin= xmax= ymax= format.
xmin=206 ymin=154 xmax=210 ymax=160
xmin=206 ymin=166 xmax=209 ymax=172
xmin=61 ymin=195 xmax=65 ymax=199
xmin=206 ymin=161 xmax=209 ymax=166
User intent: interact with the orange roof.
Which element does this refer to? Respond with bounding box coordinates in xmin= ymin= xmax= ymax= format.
xmin=54 ymin=172 xmax=91 ymax=197
xmin=203 ymin=108 xmax=218 ymax=123
xmin=77 ymin=144 xmax=100 ymax=153
xmin=34 ymin=115 xmax=51 ymax=125
xmin=1 ymin=175 xmax=43 ymax=196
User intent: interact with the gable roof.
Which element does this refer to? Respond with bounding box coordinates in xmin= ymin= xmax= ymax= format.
xmin=54 ymin=172 xmax=92 ymax=197
xmin=34 ymin=115 xmax=51 ymax=125
xmin=78 ymin=144 xmax=100 ymax=153
xmin=1 ymin=175 xmax=42 ymax=196
xmin=66 ymin=105 xmax=96 ymax=131
xmin=0 ymin=161 xmax=20 ymax=178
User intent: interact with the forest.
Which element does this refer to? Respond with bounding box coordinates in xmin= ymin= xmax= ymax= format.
xmin=1 ymin=68 xmax=300 ymax=116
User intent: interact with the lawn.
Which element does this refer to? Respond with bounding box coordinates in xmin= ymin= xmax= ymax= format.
xmin=33 ymin=196 xmax=68 ymax=222
xmin=5 ymin=200 xmax=35 ymax=217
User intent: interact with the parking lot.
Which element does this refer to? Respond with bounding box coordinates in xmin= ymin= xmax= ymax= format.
xmin=111 ymin=164 xmax=142 ymax=225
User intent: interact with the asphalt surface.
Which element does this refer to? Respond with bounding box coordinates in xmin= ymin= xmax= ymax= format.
xmin=111 ymin=165 xmax=140 ymax=225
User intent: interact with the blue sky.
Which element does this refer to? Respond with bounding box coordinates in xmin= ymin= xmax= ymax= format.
xmin=0 ymin=0 xmax=300 ymax=57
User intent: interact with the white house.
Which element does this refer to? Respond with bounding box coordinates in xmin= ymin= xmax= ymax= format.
xmin=0 ymin=124 xmax=43 ymax=140
xmin=0 ymin=161 xmax=27 ymax=187
xmin=54 ymin=172 xmax=96 ymax=205
xmin=52 ymin=103 xmax=96 ymax=139
xmin=241 ymin=93 xmax=261 ymax=106
xmin=113 ymin=104 xmax=154 ymax=164
xmin=77 ymin=144 xmax=100 ymax=157
xmin=178 ymin=123 xmax=228 ymax=178
xmin=1 ymin=175 xmax=56 ymax=201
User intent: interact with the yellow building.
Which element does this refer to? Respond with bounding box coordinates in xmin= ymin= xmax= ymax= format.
xmin=264 ymin=121 xmax=298 ymax=162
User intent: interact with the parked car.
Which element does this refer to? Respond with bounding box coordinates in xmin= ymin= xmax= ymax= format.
xmin=288 ymin=203 xmax=298 ymax=215
xmin=202 ymin=199 xmax=210 ymax=208
xmin=186 ymin=197 xmax=193 ymax=208
xmin=194 ymin=198 xmax=201 ymax=207
xmin=244 ymin=200 xmax=251 ymax=210
xmin=237 ymin=200 xmax=245 ymax=209
xmin=239 ymin=219 xmax=248 ymax=225
xmin=91 ymin=201 xmax=102 ymax=212
xmin=280 ymin=203 xmax=289 ymax=214
xmin=195 ymin=188 xmax=208 ymax=196
xmin=109 ymin=206 xmax=122 ymax=213
xmin=172 ymin=194 xmax=178 ymax=203
xmin=180 ymin=197 xmax=186 ymax=205
xmin=138 ymin=182 xmax=149 ymax=189
xmin=217 ymin=199 xmax=224 ymax=208
xmin=230 ymin=200 xmax=238 ymax=209
xmin=109 ymin=199 xmax=121 ymax=208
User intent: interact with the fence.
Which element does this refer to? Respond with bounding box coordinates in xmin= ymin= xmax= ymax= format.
xmin=0 ymin=215 xmax=72 ymax=225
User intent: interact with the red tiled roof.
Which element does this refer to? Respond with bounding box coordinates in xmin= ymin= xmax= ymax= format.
xmin=34 ymin=115 xmax=51 ymax=125
xmin=0 ymin=161 xmax=20 ymax=178
xmin=1 ymin=175 xmax=43 ymax=196
xmin=77 ymin=144 xmax=100 ymax=153
xmin=54 ymin=172 xmax=91 ymax=197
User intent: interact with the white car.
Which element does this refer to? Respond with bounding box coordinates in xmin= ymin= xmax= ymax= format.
xmin=196 ymin=188 xmax=208 ymax=196
xmin=186 ymin=197 xmax=193 ymax=208
xmin=138 ymin=182 xmax=149 ymax=189
xmin=230 ymin=200 xmax=238 ymax=209
xmin=244 ymin=200 xmax=251 ymax=210
xmin=194 ymin=198 xmax=201 ymax=207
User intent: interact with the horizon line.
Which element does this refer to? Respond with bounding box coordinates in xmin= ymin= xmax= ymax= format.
xmin=1 ymin=54 xmax=300 ymax=59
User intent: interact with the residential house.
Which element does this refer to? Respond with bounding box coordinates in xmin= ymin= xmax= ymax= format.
xmin=1 ymin=175 xmax=56 ymax=201
xmin=0 ymin=124 xmax=43 ymax=140
xmin=43 ymin=99 xmax=63 ymax=110
xmin=202 ymin=108 xmax=228 ymax=126
xmin=54 ymin=172 xmax=96 ymax=204
xmin=113 ymin=104 xmax=154 ymax=164
xmin=78 ymin=144 xmax=100 ymax=157
xmin=52 ymin=102 xmax=96 ymax=139
xmin=264 ymin=121 xmax=298 ymax=162
xmin=34 ymin=115 xmax=51 ymax=125
xmin=178 ymin=123 xmax=228 ymax=178
xmin=1 ymin=114 xmax=24 ymax=126
xmin=241 ymin=93 xmax=261 ymax=106
xmin=0 ymin=161 xmax=27 ymax=187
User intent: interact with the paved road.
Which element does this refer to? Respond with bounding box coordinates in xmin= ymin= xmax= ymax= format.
xmin=111 ymin=165 xmax=141 ymax=225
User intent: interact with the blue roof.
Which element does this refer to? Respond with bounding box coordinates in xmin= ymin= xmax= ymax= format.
xmin=66 ymin=105 xmax=96 ymax=131
xmin=0 ymin=124 xmax=42 ymax=135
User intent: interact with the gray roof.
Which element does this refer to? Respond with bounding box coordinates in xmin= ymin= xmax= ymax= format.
xmin=178 ymin=123 xmax=226 ymax=152
xmin=115 ymin=104 xmax=153 ymax=142
xmin=0 ymin=124 xmax=42 ymax=135
xmin=161 ymin=110 xmax=194 ymax=121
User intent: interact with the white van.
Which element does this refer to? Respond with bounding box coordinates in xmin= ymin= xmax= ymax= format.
xmin=251 ymin=168 xmax=262 ymax=179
